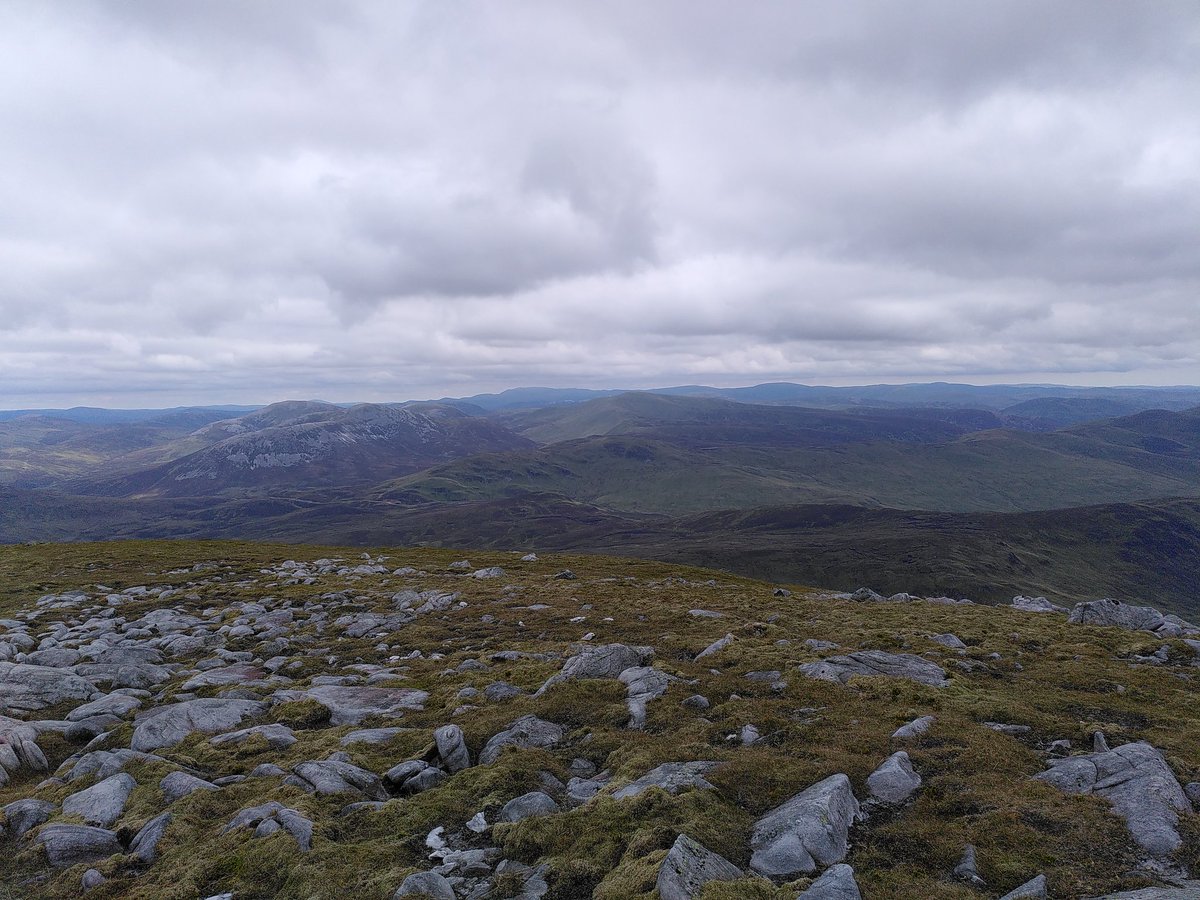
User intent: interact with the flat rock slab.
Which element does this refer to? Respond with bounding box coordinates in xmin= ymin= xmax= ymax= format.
xmin=182 ymin=664 xmax=266 ymax=691
xmin=132 ymin=699 xmax=268 ymax=752
xmin=657 ymin=833 xmax=743 ymax=900
xmin=0 ymin=662 xmax=100 ymax=713
xmin=750 ymin=773 xmax=862 ymax=878
xmin=797 ymin=651 xmax=948 ymax=688
xmin=35 ymin=824 xmax=123 ymax=868
xmin=290 ymin=760 xmax=387 ymax=800
xmin=1036 ymin=741 xmax=1189 ymax=858
xmin=612 ymin=761 xmax=720 ymax=800
xmin=273 ymin=685 xmax=428 ymax=725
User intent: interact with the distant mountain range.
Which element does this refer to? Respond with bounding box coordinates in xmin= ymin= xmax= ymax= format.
xmin=1 ymin=382 xmax=1198 ymax=614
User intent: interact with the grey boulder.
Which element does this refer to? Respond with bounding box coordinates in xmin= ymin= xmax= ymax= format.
xmin=498 ymin=791 xmax=559 ymax=823
xmin=796 ymin=864 xmax=862 ymax=899
xmin=1067 ymin=599 xmax=1164 ymax=633
xmin=131 ymin=699 xmax=268 ymax=752
xmin=1035 ymin=741 xmax=1189 ymax=858
xmin=62 ymin=772 xmax=135 ymax=827
xmin=129 ymin=811 xmax=172 ymax=863
xmin=35 ymin=824 xmax=122 ymax=868
xmin=2 ymin=798 xmax=56 ymax=838
xmin=434 ymin=723 xmax=471 ymax=773
xmin=289 ymin=760 xmax=387 ymax=800
xmin=797 ymin=651 xmax=948 ymax=688
xmin=272 ymin=685 xmax=428 ymax=725
xmin=612 ymin=761 xmax=720 ymax=800
xmin=535 ymin=643 xmax=653 ymax=695
xmin=656 ymin=833 xmax=743 ymax=900
xmin=749 ymin=773 xmax=862 ymax=878
xmin=999 ymin=875 xmax=1047 ymax=899
xmin=161 ymin=771 xmax=220 ymax=803
xmin=479 ymin=715 xmax=564 ymax=765
xmin=393 ymin=871 xmax=456 ymax=899
xmin=0 ymin=662 xmax=100 ymax=713
xmin=867 ymin=751 xmax=922 ymax=804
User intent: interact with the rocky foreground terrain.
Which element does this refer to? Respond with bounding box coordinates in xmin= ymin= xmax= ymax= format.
xmin=1 ymin=542 xmax=1198 ymax=899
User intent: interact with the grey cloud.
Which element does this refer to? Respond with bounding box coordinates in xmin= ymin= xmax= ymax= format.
xmin=0 ymin=1 xmax=1197 ymax=407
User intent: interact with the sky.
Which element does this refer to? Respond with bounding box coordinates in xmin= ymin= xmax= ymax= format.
xmin=1 ymin=2 xmax=1198 ymax=408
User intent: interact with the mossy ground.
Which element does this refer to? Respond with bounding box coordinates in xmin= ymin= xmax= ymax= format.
xmin=0 ymin=540 xmax=1197 ymax=899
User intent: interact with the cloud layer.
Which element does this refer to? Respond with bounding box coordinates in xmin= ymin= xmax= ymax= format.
xmin=2 ymin=1 xmax=1198 ymax=406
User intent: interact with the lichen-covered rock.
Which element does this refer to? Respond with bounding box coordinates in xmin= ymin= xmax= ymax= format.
xmin=1035 ymin=740 xmax=1189 ymax=858
xmin=749 ymin=773 xmax=861 ymax=878
xmin=892 ymin=715 xmax=935 ymax=739
xmin=656 ymin=833 xmax=743 ymax=900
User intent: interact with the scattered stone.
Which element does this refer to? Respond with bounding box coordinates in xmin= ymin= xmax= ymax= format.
xmin=434 ymin=723 xmax=471 ymax=773
xmin=930 ymin=633 xmax=966 ymax=649
xmin=656 ymin=833 xmax=743 ymax=900
xmin=682 ymin=694 xmax=710 ymax=710
xmin=1011 ymin=596 xmax=1066 ymax=614
xmin=289 ymin=759 xmax=387 ymax=800
xmin=1067 ymin=599 xmax=1164 ymax=633
xmin=0 ymin=662 xmax=100 ymax=713
xmin=209 ymin=723 xmax=297 ymax=750
xmin=535 ymin=643 xmax=653 ymax=695
xmin=749 ymin=773 xmax=861 ymax=878
xmin=620 ymin=666 xmax=671 ymax=729
xmin=81 ymin=869 xmax=106 ymax=890
xmin=2 ymin=798 xmax=55 ymax=838
xmin=130 ymin=811 xmax=172 ymax=863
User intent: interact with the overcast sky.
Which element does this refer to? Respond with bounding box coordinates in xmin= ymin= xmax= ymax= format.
xmin=2 ymin=2 xmax=1198 ymax=408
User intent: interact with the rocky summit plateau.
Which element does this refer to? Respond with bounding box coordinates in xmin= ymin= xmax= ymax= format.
xmin=0 ymin=540 xmax=1198 ymax=900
